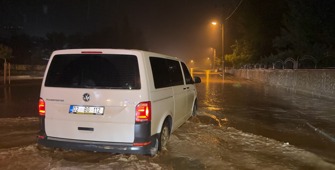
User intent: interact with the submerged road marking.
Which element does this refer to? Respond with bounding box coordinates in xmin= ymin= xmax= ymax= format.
xmin=306 ymin=122 xmax=335 ymax=143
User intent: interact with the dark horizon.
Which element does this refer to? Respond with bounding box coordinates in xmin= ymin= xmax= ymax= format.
xmin=1 ymin=0 xmax=335 ymax=69
xmin=0 ymin=0 xmax=230 ymax=62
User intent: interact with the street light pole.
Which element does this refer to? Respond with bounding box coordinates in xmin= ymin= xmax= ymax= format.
xmin=212 ymin=48 xmax=216 ymax=70
xmin=211 ymin=21 xmax=225 ymax=78
xmin=211 ymin=0 xmax=243 ymax=78
xmin=221 ymin=22 xmax=225 ymax=78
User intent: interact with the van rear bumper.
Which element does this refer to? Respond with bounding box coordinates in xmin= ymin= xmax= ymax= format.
xmin=37 ymin=135 xmax=158 ymax=155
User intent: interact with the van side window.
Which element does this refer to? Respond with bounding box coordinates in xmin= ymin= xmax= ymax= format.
xmin=150 ymin=57 xmax=184 ymax=88
xmin=181 ymin=62 xmax=194 ymax=84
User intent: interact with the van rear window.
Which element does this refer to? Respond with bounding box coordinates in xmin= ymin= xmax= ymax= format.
xmin=45 ymin=54 xmax=140 ymax=89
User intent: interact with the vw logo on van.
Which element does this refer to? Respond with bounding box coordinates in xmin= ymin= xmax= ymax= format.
xmin=83 ymin=93 xmax=90 ymax=102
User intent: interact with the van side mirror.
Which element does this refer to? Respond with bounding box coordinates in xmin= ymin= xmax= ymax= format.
xmin=193 ymin=77 xmax=201 ymax=84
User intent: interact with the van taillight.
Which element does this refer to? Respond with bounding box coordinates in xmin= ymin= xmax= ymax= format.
xmin=39 ymin=98 xmax=46 ymax=116
xmin=136 ymin=102 xmax=151 ymax=122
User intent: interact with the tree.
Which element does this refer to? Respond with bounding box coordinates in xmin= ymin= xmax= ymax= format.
xmin=0 ymin=44 xmax=12 ymax=63
xmin=273 ymin=0 xmax=335 ymax=67
xmin=226 ymin=40 xmax=253 ymax=68
xmin=8 ymin=34 xmax=33 ymax=64
xmin=45 ymin=32 xmax=67 ymax=51
xmin=0 ymin=44 xmax=13 ymax=83
xmin=82 ymin=16 xmax=147 ymax=50
xmin=226 ymin=0 xmax=286 ymax=66
xmin=65 ymin=15 xmax=147 ymax=50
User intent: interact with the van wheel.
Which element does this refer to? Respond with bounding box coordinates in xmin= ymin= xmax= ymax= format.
xmin=192 ymin=102 xmax=197 ymax=116
xmin=158 ymin=122 xmax=170 ymax=151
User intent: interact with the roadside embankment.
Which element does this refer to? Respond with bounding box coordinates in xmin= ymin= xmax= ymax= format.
xmin=0 ymin=64 xmax=45 ymax=83
xmin=230 ymin=69 xmax=335 ymax=99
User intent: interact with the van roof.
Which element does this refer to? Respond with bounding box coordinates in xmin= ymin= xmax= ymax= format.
xmin=51 ymin=49 xmax=181 ymax=61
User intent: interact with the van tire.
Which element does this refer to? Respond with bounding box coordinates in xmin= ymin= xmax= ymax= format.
xmin=192 ymin=102 xmax=197 ymax=116
xmin=158 ymin=121 xmax=170 ymax=151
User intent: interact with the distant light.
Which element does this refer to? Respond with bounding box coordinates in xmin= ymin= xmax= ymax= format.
xmin=211 ymin=22 xmax=217 ymax=26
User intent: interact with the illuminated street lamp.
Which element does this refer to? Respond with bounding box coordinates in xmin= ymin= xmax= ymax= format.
xmin=190 ymin=59 xmax=195 ymax=68
xmin=211 ymin=21 xmax=225 ymax=77
xmin=190 ymin=60 xmax=195 ymax=76
xmin=207 ymin=57 xmax=212 ymax=69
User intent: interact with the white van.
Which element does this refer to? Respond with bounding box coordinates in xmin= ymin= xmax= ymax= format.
xmin=37 ymin=49 xmax=201 ymax=155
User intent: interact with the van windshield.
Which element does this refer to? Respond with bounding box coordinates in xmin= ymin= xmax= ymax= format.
xmin=45 ymin=54 xmax=140 ymax=89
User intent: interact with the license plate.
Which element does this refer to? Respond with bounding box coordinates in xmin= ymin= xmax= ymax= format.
xmin=69 ymin=105 xmax=104 ymax=115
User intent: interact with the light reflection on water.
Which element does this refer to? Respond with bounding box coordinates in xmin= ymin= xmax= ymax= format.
xmin=1 ymin=86 xmax=12 ymax=103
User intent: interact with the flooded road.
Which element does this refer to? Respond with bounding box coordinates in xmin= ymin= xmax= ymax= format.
xmin=197 ymin=74 xmax=335 ymax=164
xmin=0 ymin=80 xmax=41 ymax=118
xmin=0 ymin=76 xmax=335 ymax=169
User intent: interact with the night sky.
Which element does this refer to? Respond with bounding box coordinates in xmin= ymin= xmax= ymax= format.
xmin=0 ymin=0 xmax=241 ymax=62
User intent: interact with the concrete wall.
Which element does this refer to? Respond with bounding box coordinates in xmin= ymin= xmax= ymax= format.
xmin=231 ymin=69 xmax=335 ymax=99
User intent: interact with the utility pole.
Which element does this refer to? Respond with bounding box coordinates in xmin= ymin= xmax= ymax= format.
xmin=3 ymin=59 xmax=6 ymax=85
xmin=221 ymin=22 xmax=225 ymax=78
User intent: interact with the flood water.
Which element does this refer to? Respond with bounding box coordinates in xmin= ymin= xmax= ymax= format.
xmin=0 ymin=75 xmax=334 ymax=169
xmin=0 ymin=80 xmax=41 ymax=118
